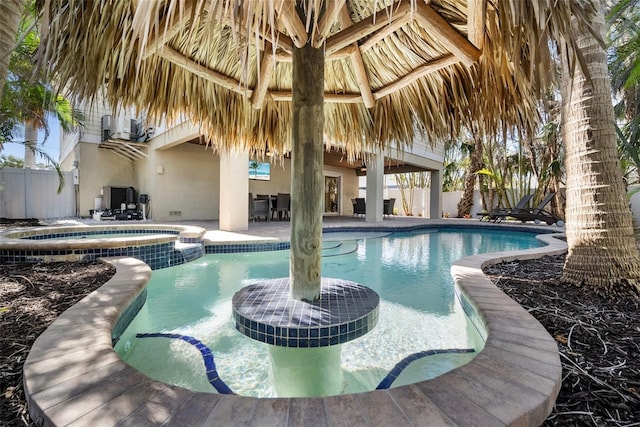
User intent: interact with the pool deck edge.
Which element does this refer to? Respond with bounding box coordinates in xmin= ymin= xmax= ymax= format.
xmin=23 ymin=226 xmax=567 ymax=426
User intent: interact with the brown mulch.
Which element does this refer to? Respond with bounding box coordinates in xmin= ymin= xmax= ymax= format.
xmin=484 ymin=255 xmax=640 ymax=426
xmin=1 ymin=217 xmax=639 ymax=426
xmin=0 ymin=261 xmax=115 ymax=426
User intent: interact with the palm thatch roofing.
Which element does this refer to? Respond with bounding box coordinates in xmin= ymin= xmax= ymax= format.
xmin=38 ymin=0 xmax=593 ymax=159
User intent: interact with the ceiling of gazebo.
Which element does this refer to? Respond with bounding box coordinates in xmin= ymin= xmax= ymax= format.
xmin=39 ymin=0 xmax=579 ymax=160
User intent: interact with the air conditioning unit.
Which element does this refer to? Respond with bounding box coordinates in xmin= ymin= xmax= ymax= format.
xmin=101 ymin=115 xmax=112 ymax=142
xmin=106 ymin=115 xmax=132 ymax=141
xmin=129 ymin=119 xmax=140 ymax=141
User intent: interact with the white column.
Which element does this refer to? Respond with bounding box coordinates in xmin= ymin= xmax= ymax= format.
xmin=430 ymin=169 xmax=442 ymax=219
xmin=219 ymin=149 xmax=249 ymax=231
xmin=365 ymin=153 xmax=384 ymax=223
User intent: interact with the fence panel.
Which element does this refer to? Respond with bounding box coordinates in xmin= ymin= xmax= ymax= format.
xmin=0 ymin=167 xmax=75 ymax=219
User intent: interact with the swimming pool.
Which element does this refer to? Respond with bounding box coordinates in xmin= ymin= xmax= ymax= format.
xmin=115 ymin=228 xmax=543 ymax=397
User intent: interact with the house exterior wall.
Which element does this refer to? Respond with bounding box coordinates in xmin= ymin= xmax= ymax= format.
xmin=323 ymin=164 xmax=359 ymax=216
xmin=246 ymin=159 xmax=360 ymax=216
xmin=75 ymin=143 xmax=137 ymax=217
xmin=57 ymin=96 xmax=445 ymax=221
xmin=142 ymin=142 xmax=220 ymax=221
xmin=248 ymin=158 xmax=292 ymax=196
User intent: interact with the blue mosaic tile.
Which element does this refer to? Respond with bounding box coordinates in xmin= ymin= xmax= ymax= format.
xmin=112 ymin=288 xmax=147 ymax=346
xmin=232 ymin=277 xmax=379 ymax=348
xmin=136 ymin=333 xmax=234 ymax=395
xmin=455 ymin=287 xmax=488 ymax=342
xmin=205 ymin=241 xmax=290 ymax=254
xmin=376 ymin=348 xmax=475 ymax=389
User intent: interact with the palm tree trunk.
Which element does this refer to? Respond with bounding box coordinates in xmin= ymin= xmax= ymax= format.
xmin=457 ymin=135 xmax=483 ymax=217
xmin=0 ymin=0 xmax=23 ymax=102
xmin=560 ymin=0 xmax=640 ymax=296
xmin=24 ymin=120 xmax=37 ymax=168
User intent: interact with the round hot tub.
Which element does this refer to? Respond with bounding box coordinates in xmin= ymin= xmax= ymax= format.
xmin=0 ymin=224 xmax=206 ymax=269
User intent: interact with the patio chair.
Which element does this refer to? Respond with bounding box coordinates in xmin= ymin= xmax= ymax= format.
xmin=273 ymin=193 xmax=290 ymax=221
xmin=352 ymin=198 xmax=366 ymax=216
xmin=249 ymin=193 xmax=269 ymax=222
xmin=509 ymin=192 xmax=563 ymax=225
xmin=383 ymin=198 xmax=395 ymax=217
xmin=477 ymin=194 xmax=533 ymax=223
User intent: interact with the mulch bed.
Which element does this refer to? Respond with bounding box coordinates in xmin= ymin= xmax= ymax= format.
xmin=1 ymin=218 xmax=639 ymax=425
xmin=484 ymin=255 xmax=640 ymax=426
xmin=0 ymin=261 xmax=115 ymax=426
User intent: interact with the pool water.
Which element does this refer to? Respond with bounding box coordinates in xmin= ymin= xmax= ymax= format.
xmin=115 ymin=228 xmax=542 ymax=397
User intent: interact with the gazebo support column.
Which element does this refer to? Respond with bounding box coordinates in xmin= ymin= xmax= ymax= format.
xmin=430 ymin=169 xmax=442 ymax=219
xmin=219 ymin=148 xmax=249 ymax=231
xmin=290 ymin=36 xmax=324 ymax=301
xmin=365 ymin=153 xmax=384 ymax=223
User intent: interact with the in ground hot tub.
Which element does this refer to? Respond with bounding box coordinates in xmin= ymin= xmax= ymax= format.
xmin=0 ymin=224 xmax=206 ymax=269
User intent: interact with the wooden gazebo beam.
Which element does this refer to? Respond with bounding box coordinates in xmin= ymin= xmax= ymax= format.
xmin=141 ymin=2 xmax=195 ymax=60
xmin=359 ymin=12 xmax=412 ymax=53
xmin=374 ymin=54 xmax=459 ymax=99
xmin=313 ymin=0 xmax=346 ymax=47
xmin=279 ymin=2 xmax=308 ymax=48
xmin=157 ymin=41 xmax=462 ymax=105
xmin=251 ymin=44 xmax=275 ymax=109
xmin=467 ymin=0 xmax=486 ymax=50
xmin=337 ymin=5 xmax=375 ymax=109
xmin=324 ymin=1 xmax=412 ymax=56
xmin=156 ymin=46 xmax=253 ymax=97
xmin=413 ymin=2 xmax=481 ymax=66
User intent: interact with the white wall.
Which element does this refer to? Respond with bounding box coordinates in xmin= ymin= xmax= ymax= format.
xmin=0 ymin=168 xmax=75 ymax=218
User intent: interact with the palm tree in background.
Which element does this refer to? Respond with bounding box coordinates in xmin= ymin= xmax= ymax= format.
xmin=608 ymin=0 xmax=640 ymax=182
xmin=1 ymin=3 xmax=82 ymax=191
xmin=0 ymin=0 xmax=24 ymax=108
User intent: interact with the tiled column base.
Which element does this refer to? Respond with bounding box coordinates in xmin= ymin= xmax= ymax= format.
xmin=232 ymin=277 xmax=379 ymax=347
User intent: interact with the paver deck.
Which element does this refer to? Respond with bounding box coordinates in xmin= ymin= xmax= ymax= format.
xmin=22 ymin=217 xmax=567 ymax=426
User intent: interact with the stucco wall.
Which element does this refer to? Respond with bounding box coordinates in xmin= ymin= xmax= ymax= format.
xmin=322 ymin=164 xmax=360 ymax=216
xmin=143 ymin=142 xmax=220 ymax=221
xmin=248 ymin=158 xmax=291 ymax=196
xmin=77 ymin=143 xmax=137 ymax=217
xmin=247 ymin=159 xmax=359 ymax=216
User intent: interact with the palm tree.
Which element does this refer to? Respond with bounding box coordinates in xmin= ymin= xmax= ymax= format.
xmin=456 ymin=129 xmax=483 ymax=217
xmin=560 ymin=0 xmax=640 ymax=295
xmin=1 ymin=6 xmax=81 ymax=191
xmin=0 ymin=0 xmax=24 ymax=107
xmin=608 ymin=0 xmax=640 ymax=180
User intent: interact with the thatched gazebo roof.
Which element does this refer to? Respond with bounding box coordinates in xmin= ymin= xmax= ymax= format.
xmin=38 ymin=0 xmax=587 ymax=159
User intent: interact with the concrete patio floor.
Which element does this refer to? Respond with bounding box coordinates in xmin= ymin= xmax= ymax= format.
xmin=23 ymin=216 xmax=567 ymax=426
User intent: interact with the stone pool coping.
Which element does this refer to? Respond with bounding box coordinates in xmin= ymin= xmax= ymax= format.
xmin=23 ymin=227 xmax=567 ymax=426
xmin=0 ymin=224 xmax=206 ymax=251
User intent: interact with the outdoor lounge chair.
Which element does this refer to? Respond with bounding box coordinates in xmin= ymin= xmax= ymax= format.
xmin=509 ymin=192 xmax=563 ymax=225
xmin=477 ymin=194 xmax=533 ymax=223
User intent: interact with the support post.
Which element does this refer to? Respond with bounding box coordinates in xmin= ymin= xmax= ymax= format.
xmin=219 ymin=149 xmax=249 ymax=231
xmin=365 ymin=153 xmax=384 ymax=223
xmin=430 ymin=169 xmax=442 ymax=219
xmin=290 ymin=29 xmax=324 ymax=301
